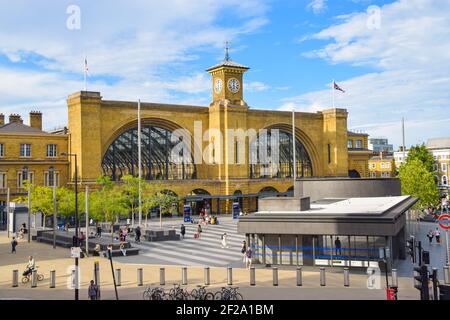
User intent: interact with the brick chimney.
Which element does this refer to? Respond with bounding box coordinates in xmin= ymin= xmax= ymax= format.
xmin=0 ymin=114 xmax=4 ymax=126
xmin=9 ymin=114 xmax=23 ymax=124
xmin=29 ymin=111 xmax=42 ymax=130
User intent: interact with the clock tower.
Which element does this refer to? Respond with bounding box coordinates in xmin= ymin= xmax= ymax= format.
xmin=207 ymin=44 xmax=249 ymax=106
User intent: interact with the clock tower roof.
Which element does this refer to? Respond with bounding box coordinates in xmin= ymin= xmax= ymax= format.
xmin=207 ymin=43 xmax=249 ymax=72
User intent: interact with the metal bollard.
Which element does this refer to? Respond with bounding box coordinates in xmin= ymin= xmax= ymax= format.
xmin=31 ymin=270 xmax=37 ymax=288
xmin=250 ymin=267 xmax=256 ymax=286
xmin=160 ymin=267 xmax=165 ymax=286
xmin=227 ymin=267 xmax=233 ymax=286
xmin=182 ymin=267 xmax=188 ymax=285
xmin=391 ymin=269 xmax=398 ymax=287
xmin=137 ymin=268 xmax=143 ymax=287
xmin=320 ymin=267 xmax=326 ymax=286
xmin=444 ymin=266 xmax=450 ymax=284
xmin=12 ymin=270 xmax=18 ymax=288
xmin=344 ymin=268 xmax=350 ymax=287
xmin=204 ymin=267 xmax=210 ymax=286
xmin=115 ymin=269 xmax=121 ymax=287
xmin=296 ymin=267 xmax=302 ymax=286
xmin=50 ymin=270 xmax=56 ymax=288
xmin=272 ymin=267 xmax=279 ymax=286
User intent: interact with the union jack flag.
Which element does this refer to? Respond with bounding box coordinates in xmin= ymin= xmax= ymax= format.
xmin=334 ymin=81 xmax=345 ymax=93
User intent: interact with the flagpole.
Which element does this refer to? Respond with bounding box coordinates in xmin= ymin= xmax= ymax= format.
xmin=292 ymin=108 xmax=297 ymax=190
xmin=138 ymin=100 xmax=142 ymax=227
xmin=84 ymin=56 xmax=87 ymax=92
xmin=332 ymin=79 xmax=335 ymax=108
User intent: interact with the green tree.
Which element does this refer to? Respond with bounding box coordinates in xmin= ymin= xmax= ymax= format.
xmin=406 ymin=144 xmax=435 ymax=173
xmin=119 ymin=175 xmax=142 ymax=225
xmin=398 ymin=158 xmax=439 ymax=209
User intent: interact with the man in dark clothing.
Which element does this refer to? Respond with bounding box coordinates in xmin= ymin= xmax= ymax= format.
xmin=335 ymin=237 xmax=342 ymax=256
xmin=135 ymin=226 xmax=141 ymax=243
xmin=181 ymin=224 xmax=186 ymax=239
xmin=88 ymin=280 xmax=99 ymax=300
xmin=11 ymin=237 xmax=18 ymax=254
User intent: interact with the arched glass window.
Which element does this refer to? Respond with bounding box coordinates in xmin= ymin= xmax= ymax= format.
xmin=249 ymin=130 xmax=313 ymax=179
xmin=102 ymin=126 xmax=196 ymax=181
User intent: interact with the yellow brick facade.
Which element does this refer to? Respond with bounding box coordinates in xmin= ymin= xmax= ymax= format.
xmin=1 ymin=58 xmax=370 ymax=213
xmin=368 ymin=156 xmax=396 ymax=178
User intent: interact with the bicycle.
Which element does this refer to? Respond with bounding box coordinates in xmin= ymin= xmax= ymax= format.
xmin=168 ymin=284 xmax=191 ymax=300
xmin=214 ymin=287 xmax=243 ymax=300
xmin=143 ymin=286 xmax=167 ymax=300
xmin=21 ymin=267 xmax=44 ymax=284
xmin=190 ymin=286 xmax=214 ymax=300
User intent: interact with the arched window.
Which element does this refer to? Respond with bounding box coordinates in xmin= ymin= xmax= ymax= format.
xmin=259 ymin=186 xmax=279 ymax=198
xmin=249 ymin=130 xmax=313 ymax=179
xmin=443 ymin=176 xmax=448 ymax=186
xmin=102 ymin=125 xmax=196 ymax=181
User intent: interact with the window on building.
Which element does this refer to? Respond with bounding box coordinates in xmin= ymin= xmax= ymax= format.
xmin=433 ymin=164 xmax=438 ymax=171
xmin=20 ymin=144 xmax=31 ymax=157
xmin=0 ymin=144 xmax=4 ymax=157
xmin=328 ymin=144 xmax=331 ymax=164
xmin=18 ymin=171 xmax=34 ymax=188
xmin=46 ymin=144 xmax=57 ymax=157
xmin=0 ymin=172 xmax=6 ymax=189
xmin=442 ymin=163 xmax=447 ymax=172
xmin=443 ymin=175 xmax=448 ymax=186
xmin=355 ymin=140 xmax=362 ymax=149
xmin=386 ymin=162 xmax=391 ymax=169
xmin=347 ymin=140 xmax=353 ymax=149
xmin=381 ymin=162 xmax=385 ymax=169
xmin=44 ymin=171 xmax=59 ymax=187
xmin=370 ymin=172 xmax=376 ymax=178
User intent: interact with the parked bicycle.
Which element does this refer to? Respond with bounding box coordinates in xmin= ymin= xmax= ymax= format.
xmin=214 ymin=287 xmax=243 ymax=300
xmin=143 ymin=286 xmax=166 ymax=300
xmin=190 ymin=286 xmax=214 ymax=300
xmin=168 ymin=284 xmax=191 ymax=300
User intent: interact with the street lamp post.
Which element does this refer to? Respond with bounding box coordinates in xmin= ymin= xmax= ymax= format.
xmin=62 ymin=153 xmax=79 ymax=300
xmin=49 ymin=167 xmax=57 ymax=249
xmin=23 ymin=166 xmax=31 ymax=243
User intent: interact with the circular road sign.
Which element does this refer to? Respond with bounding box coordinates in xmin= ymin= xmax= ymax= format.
xmin=438 ymin=214 xmax=450 ymax=230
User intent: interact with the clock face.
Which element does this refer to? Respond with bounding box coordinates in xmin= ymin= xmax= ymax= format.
xmin=228 ymin=78 xmax=240 ymax=94
xmin=214 ymin=79 xmax=223 ymax=94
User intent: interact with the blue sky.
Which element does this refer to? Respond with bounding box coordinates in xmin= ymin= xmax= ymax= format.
xmin=0 ymin=0 xmax=449 ymax=148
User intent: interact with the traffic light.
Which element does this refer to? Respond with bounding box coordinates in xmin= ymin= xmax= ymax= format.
xmin=414 ymin=265 xmax=429 ymax=300
xmin=422 ymin=251 xmax=430 ymax=265
xmin=406 ymin=237 xmax=415 ymax=263
xmin=439 ymin=285 xmax=450 ymax=300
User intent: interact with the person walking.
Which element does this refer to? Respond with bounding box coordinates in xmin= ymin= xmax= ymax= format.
xmin=180 ymin=224 xmax=186 ymax=240
xmin=427 ymin=230 xmax=434 ymax=244
xmin=135 ymin=226 xmax=141 ymax=243
xmin=245 ymin=247 xmax=253 ymax=269
xmin=241 ymin=241 xmax=247 ymax=264
xmin=197 ymin=224 xmax=203 ymax=239
xmin=334 ymin=237 xmax=342 ymax=256
xmin=88 ymin=280 xmax=99 ymax=300
xmin=221 ymin=233 xmax=229 ymax=248
xmin=434 ymin=228 xmax=441 ymax=244
xmin=96 ymin=223 xmax=102 ymax=238
xmin=11 ymin=237 xmax=18 ymax=254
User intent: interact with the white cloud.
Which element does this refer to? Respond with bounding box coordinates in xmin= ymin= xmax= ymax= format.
xmin=286 ymin=0 xmax=450 ymax=148
xmin=307 ymin=0 xmax=328 ymax=14
xmin=246 ymin=81 xmax=271 ymax=92
xmin=0 ymin=0 xmax=269 ymax=128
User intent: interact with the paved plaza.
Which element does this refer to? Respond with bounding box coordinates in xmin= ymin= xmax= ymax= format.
xmin=1 ymin=217 xmax=448 ymax=300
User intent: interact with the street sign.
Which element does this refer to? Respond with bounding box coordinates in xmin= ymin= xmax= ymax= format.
xmin=70 ymin=247 xmax=81 ymax=258
xmin=438 ymin=214 xmax=450 ymax=230
xmin=232 ymin=202 xmax=240 ymax=220
xmin=183 ymin=205 xmax=191 ymax=223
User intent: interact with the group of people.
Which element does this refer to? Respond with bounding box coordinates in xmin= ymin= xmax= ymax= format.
xmin=427 ymin=228 xmax=442 ymax=244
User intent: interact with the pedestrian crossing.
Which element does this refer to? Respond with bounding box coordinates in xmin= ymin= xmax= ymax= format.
xmin=123 ymin=218 xmax=247 ymax=267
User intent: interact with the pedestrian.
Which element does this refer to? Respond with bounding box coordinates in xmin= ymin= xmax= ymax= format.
xmin=334 ymin=237 xmax=342 ymax=255
xmin=245 ymin=247 xmax=253 ymax=269
xmin=434 ymin=228 xmax=441 ymax=244
xmin=241 ymin=241 xmax=247 ymax=263
xmin=135 ymin=226 xmax=141 ymax=243
xmin=197 ymin=224 xmax=202 ymax=239
xmin=88 ymin=280 xmax=99 ymax=300
xmin=427 ymin=230 xmax=434 ymax=244
xmin=221 ymin=233 xmax=229 ymax=248
xmin=11 ymin=237 xmax=18 ymax=254
xmin=96 ymin=223 xmax=102 ymax=238
xmin=180 ymin=224 xmax=186 ymax=240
